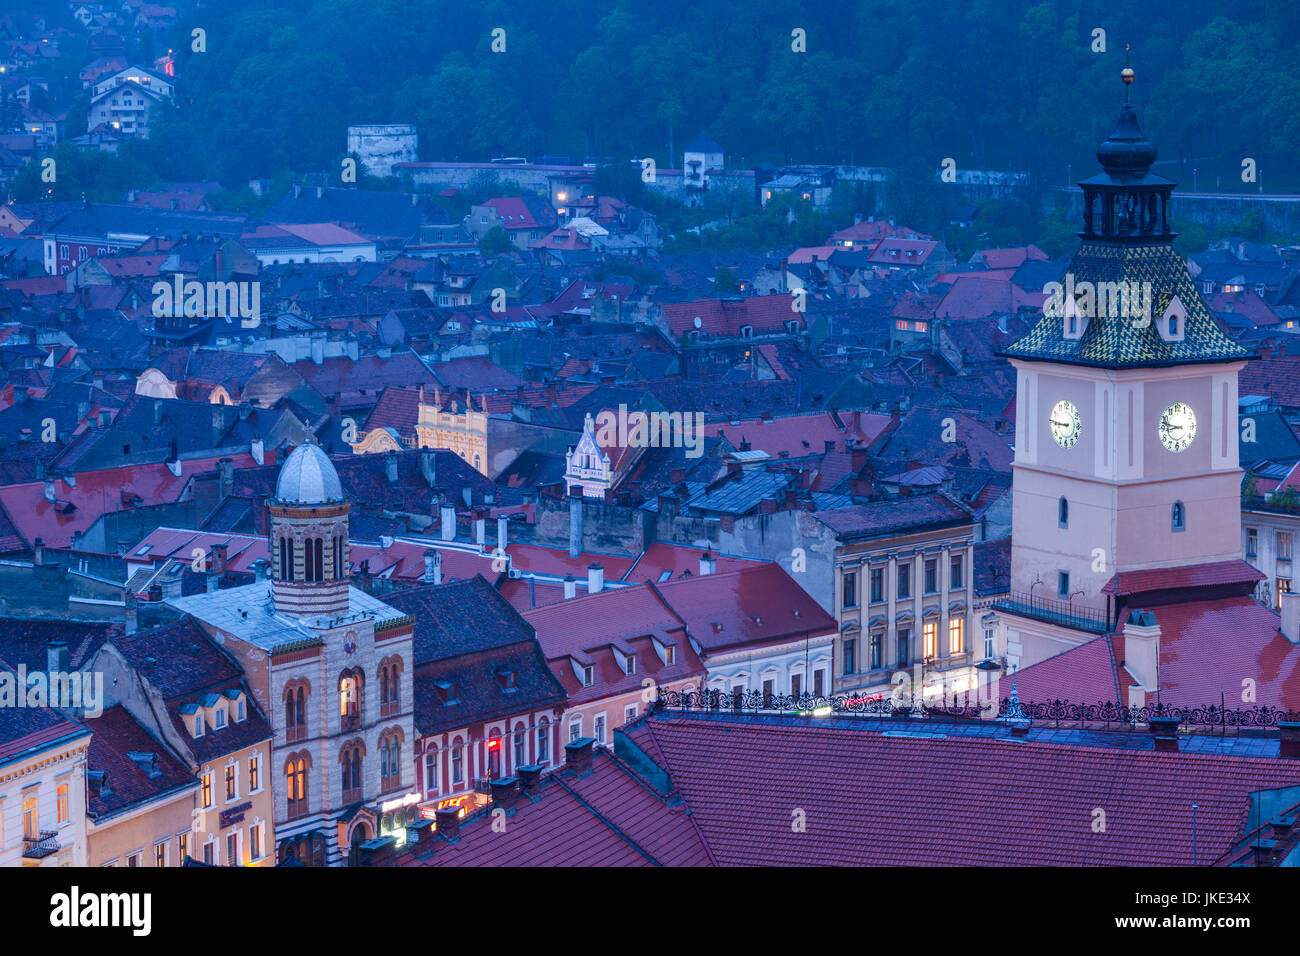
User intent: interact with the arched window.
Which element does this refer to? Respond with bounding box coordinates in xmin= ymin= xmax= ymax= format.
xmin=1172 ymin=500 xmax=1186 ymax=532
xmin=512 ymin=724 xmax=525 ymax=769
xmin=339 ymin=670 xmax=362 ymax=728
xmin=279 ymin=537 xmax=295 ymax=581
xmin=285 ymin=756 xmax=309 ymax=818
xmin=1058 ymin=497 xmax=1069 ymax=528
xmin=333 ymin=535 xmax=344 ymax=579
xmin=304 ymin=537 xmax=323 ymax=582
xmin=284 ymin=681 xmax=309 ymax=742
xmin=340 ymin=742 xmax=363 ymax=803
xmin=1168 ymin=314 xmax=1177 ymax=337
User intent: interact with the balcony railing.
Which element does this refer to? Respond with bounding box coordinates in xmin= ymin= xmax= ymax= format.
xmin=994 ymin=591 xmax=1110 ymax=634
xmin=472 ymin=777 xmax=492 ymax=795
xmin=23 ymin=830 xmax=60 ymax=860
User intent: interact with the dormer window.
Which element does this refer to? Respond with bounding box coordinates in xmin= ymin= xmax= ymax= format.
xmin=625 ymin=655 xmax=636 ymax=676
xmin=1062 ymin=293 xmax=1088 ymax=341
xmin=236 ymin=698 xmax=245 ymax=722
xmin=213 ymin=708 xmax=226 ymax=729
xmin=582 ymin=665 xmax=594 ymax=687
xmin=1158 ymin=295 xmax=1187 ymax=342
xmin=194 ymin=713 xmax=205 ymax=738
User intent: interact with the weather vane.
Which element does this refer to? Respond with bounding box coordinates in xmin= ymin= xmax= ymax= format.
xmin=1122 ymin=44 xmax=1134 ymax=104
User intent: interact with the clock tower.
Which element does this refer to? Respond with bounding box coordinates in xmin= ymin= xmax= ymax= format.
xmin=1002 ymin=61 xmax=1249 ymax=623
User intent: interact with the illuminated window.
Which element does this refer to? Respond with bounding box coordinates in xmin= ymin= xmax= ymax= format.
xmin=339 ymin=675 xmax=359 ymax=718
xmin=248 ymin=756 xmax=259 ymax=793
xmin=155 ymin=842 xmax=167 ymax=867
xmin=178 ymin=832 xmax=188 ymax=861
xmin=896 ymin=319 xmax=910 ymax=331
xmin=923 ymin=622 xmax=938 ymax=661
xmin=23 ymin=797 xmax=36 ymax=839
xmin=948 ymin=617 xmax=964 ymax=655
xmin=1278 ymin=578 xmax=1292 ymax=610
xmin=201 ymin=773 xmax=212 ymax=809
xmin=286 ymin=758 xmax=308 ymax=819
xmin=225 ymin=764 xmax=236 ymax=801
xmin=915 ymin=321 xmax=928 ymax=332
xmin=56 ymin=783 xmax=69 ymax=824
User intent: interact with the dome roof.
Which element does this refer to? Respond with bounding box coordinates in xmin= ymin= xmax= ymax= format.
xmin=1096 ymin=104 xmax=1157 ymax=180
xmin=275 ymin=444 xmax=344 ymax=504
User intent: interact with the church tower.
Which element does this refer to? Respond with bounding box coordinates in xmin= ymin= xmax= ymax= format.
xmin=269 ymin=443 xmax=351 ymax=617
xmin=1002 ymin=58 xmax=1250 ymax=620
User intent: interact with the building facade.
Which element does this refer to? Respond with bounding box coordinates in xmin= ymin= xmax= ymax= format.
xmin=169 ymin=443 xmax=416 ymax=865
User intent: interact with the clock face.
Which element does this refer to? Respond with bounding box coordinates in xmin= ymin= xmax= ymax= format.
xmin=1049 ymin=400 xmax=1081 ymax=448
xmin=1158 ymin=402 xmax=1197 ymax=452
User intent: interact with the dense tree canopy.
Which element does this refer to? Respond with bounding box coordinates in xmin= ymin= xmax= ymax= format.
xmin=64 ymin=0 xmax=1295 ymax=194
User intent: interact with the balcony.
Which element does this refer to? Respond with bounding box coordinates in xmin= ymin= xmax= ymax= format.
xmin=23 ymin=830 xmax=60 ymax=860
xmin=994 ymin=591 xmax=1110 ymax=634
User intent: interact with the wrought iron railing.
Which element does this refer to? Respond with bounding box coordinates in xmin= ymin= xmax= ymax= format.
xmin=994 ymin=591 xmax=1110 ymax=633
xmin=23 ymin=830 xmax=60 ymax=859
xmin=652 ymin=688 xmax=1300 ymax=731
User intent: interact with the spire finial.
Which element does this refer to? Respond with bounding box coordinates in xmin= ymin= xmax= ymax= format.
xmin=1122 ymin=44 xmax=1134 ymax=105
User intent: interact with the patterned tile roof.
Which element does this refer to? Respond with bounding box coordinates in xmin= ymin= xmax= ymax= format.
xmin=1003 ymin=242 xmax=1250 ymax=368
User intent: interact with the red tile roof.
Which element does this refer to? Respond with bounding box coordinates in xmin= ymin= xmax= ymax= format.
xmin=704 ymin=411 xmax=891 ymax=459
xmin=397 ymin=748 xmax=710 ymax=866
xmin=0 ymin=453 xmax=262 ymax=549
xmin=1102 ymin=560 xmax=1265 ymax=596
xmin=626 ymin=713 xmax=1300 ymax=866
xmin=972 ymin=245 xmax=1048 ymax=269
xmin=660 ymin=296 xmax=804 ymax=338
xmin=655 ymin=563 xmax=837 ymax=654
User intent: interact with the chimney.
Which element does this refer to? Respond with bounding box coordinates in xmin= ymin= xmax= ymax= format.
xmin=433 ymin=806 xmax=461 ymax=841
xmin=355 ymin=836 xmax=398 ymax=866
xmin=440 ymin=504 xmax=456 ymax=541
xmin=564 ymin=737 xmax=594 ymax=774
xmin=311 ymin=336 xmax=325 ymax=366
xmin=252 ymin=558 xmax=269 ymax=582
xmin=385 ymin=451 xmax=398 ymax=484
xmin=423 ymin=549 xmax=442 ymax=585
xmin=490 ymin=776 xmax=521 ymax=811
xmin=212 ymin=406 xmax=224 ymax=445
xmin=824 ymin=439 xmax=836 ymax=454
xmin=43 ymin=479 xmax=56 ymax=503
xmin=568 ymin=496 xmax=583 ymax=558
xmin=238 ymin=401 xmax=251 ymax=421
xmin=497 ymin=515 xmax=508 ymax=552
xmin=474 ymin=514 xmax=486 ymax=547
xmin=161 ymin=569 xmax=184 ymax=599
xmin=563 ymin=575 xmax=577 ymax=600
xmin=670 ymin=467 xmax=685 ymax=484
xmin=218 ymin=457 xmax=233 ymax=498
xmin=517 ymin=764 xmax=543 ymax=796
xmin=47 ymin=640 xmax=69 ymax=675
xmin=700 ymin=550 xmax=717 ymax=576
xmin=124 ymin=592 xmax=138 ymax=635
xmin=32 ymin=537 xmax=44 ymax=566
xmin=405 ymin=818 xmax=434 ymax=853
xmin=1147 ymin=715 xmax=1181 ymax=753
xmin=13 ymin=384 xmax=27 ymax=404
xmin=1282 ymin=592 xmax=1300 ymax=645
xmin=587 ymin=563 xmax=603 ymax=594
xmin=210 ymin=542 xmax=228 ymax=574
xmin=1122 ymin=609 xmax=1160 ymax=693
xmin=251 ymin=437 xmax=265 ymax=465
xmin=419 ymin=449 xmax=436 ymax=487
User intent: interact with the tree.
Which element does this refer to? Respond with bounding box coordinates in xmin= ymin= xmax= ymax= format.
xmin=479 ymin=226 xmax=513 ymax=256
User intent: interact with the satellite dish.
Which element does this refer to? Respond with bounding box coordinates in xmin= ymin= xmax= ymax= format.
xmin=693 ymin=316 xmax=702 ymax=329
